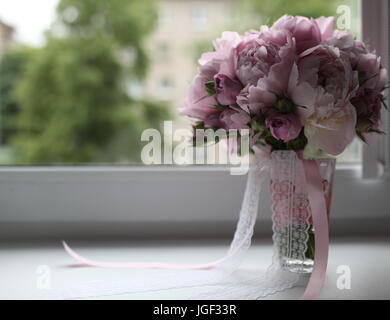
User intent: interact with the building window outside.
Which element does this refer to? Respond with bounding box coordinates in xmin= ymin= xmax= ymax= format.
xmin=158 ymin=76 xmax=174 ymax=99
xmin=190 ymin=7 xmax=208 ymax=29
xmin=158 ymin=42 xmax=170 ymax=62
xmin=158 ymin=4 xmax=174 ymax=28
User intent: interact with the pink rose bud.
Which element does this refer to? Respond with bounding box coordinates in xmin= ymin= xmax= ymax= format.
xmin=266 ymin=111 xmax=302 ymax=142
xmin=214 ymin=74 xmax=243 ymax=106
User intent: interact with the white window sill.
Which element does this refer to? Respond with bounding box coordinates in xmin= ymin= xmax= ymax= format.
xmin=1 ymin=237 xmax=389 ymax=299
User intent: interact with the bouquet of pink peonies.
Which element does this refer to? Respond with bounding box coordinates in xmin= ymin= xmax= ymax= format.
xmin=179 ymin=14 xmax=388 ymax=298
xmin=181 ymin=15 xmax=388 ymax=156
xmin=60 ymin=15 xmax=388 ymax=301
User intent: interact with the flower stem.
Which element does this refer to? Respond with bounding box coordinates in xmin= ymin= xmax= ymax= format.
xmin=305 ymin=227 xmax=315 ymax=260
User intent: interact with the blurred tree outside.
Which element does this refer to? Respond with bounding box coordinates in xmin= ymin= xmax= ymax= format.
xmin=0 ymin=0 xmax=361 ymax=164
xmin=245 ymin=0 xmax=360 ymax=37
xmin=244 ymin=0 xmax=338 ymax=26
xmin=0 ymin=46 xmax=36 ymax=146
xmin=191 ymin=0 xmax=359 ymax=60
xmin=190 ymin=0 xmax=347 ymax=69
xmin=0 ymin=0 xmax=171 ymax=164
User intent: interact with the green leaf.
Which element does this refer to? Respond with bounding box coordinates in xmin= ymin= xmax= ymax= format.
xmin=359 ymin=72 xmax=379 ymax=86
xmin=380 ymin=94 xmax=388 ymax=110
xmin=213 ymin=104 xmax=226 ymax=111
xmin=204 ymin=79 xmax=216 ymax=95
xmin=265 ymin=135 xmax=287 ymax=150
xmin=356 ymin=130 xmax=367 ymax=143
xmin=274 ymin=96 xmax=295 ymax=114
xmin=194 ymin=94 xmax=212 ymax=104
xmin=381 ymin=83 xmax=390 ymax=91
xmin=249 ymin=119 xmax=265 ymax=133
xmin=368 ymin=128 xmax=386 ymax=135
xmin=286 ymin=130 xmax=308 ymax=150
xmin=356 ymin=118 xmax=374 ymax=132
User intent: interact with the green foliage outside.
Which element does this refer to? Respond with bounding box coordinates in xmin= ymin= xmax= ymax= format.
xmin=0 ymin=0 xmax=171 ymax=164
xmin=0 ymin=46 xmax=36 ymax=145
xmin=191 ymin=0 xmax=359 ymax=62
xmin=244 ymin=0 xmax=360 ymax=36
xmin=0 ymin=0 xmax=361 ymax=164
xmin=245 ymin=0 xmax=338 ymax=26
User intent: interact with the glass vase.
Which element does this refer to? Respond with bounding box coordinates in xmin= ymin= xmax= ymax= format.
xmin=270 ymin=150 xmax=335 ymax=273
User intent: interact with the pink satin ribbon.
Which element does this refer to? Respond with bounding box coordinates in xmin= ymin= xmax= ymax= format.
xmin=300 ymin=159 xmax=329 ymax=300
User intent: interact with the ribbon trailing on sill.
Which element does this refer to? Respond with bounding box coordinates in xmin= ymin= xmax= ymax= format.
xmin=54 ymin=151 xmax=330 ymax=300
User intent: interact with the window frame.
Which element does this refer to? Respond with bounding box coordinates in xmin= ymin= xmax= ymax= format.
xmin=0 ymin=0 xmax=389 ymax=240
xmin=361 ymin=0 xmax=390 ymax=178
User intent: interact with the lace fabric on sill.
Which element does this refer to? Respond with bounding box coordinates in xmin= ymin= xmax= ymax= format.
xmin=52 ymin=151 xmax=315 ymax=300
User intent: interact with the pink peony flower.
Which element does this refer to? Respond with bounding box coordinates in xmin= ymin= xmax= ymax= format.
xmin=315 ymin=16 xmax=335 ymax=41
xmin=332 ymin=34 xmax=388 ymax=137
xmin=199 ymin=31 xmax=241 ymax=79
xmin=271 ymin=15 xmax=321 ymax=53
xmin=237 ymin=83 xmax=277 ymax=114
xmin=266 ymin=110 xmax=302 ymax=142
xmin=350 ymin=47 xmax=386 ymax=132
xmin=180 ymin=75 xmax=218 ymax=121
xmin=181 ymin=32 xmax=242 ymax=122
xmin=326 ymin=32 xmax=387 ymax=92
xmin=236 ymin=34 xmax=296 ymax=113
xmin=351 ymin=88 xmax=382 ymax=127
xmin=219 ymin=107 xmax=251 ymax=130
xmin=199 ymin=32 xmax=242 ymax=65
xmin=290 ymin=44 xmax=359 ymax=155
xmin=214 ymin=74 xmax=243 ymax=105
xmin=258 ymin=25 xmax=292 ymax=46
xmin=235 ymin=32 xmax=283 ymax=86
xmin=355 ymin=51 xmax=387 ymax=91
xmin=325 ymin=30 xmax=354 ymax=50
xmin=181 ymin=15 xmax=387 ymax=155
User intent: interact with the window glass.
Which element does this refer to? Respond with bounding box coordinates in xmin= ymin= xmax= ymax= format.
xmin=0 ymin=0 xmax=361 ymax=165
xmin=190 ymin=7 xmax=208 ymax=29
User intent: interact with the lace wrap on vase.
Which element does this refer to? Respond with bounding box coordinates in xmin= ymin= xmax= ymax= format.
xmin=193 ymin=151 xmax=312 ymax=300
xmin=271 ymin=151 xmax=312 ymax=272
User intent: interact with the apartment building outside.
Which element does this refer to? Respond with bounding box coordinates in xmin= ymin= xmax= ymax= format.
xmin=0 ymin=19 xmax=14 ymax=59
xmin=143 ymin=0 xmax=235 ymax=117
